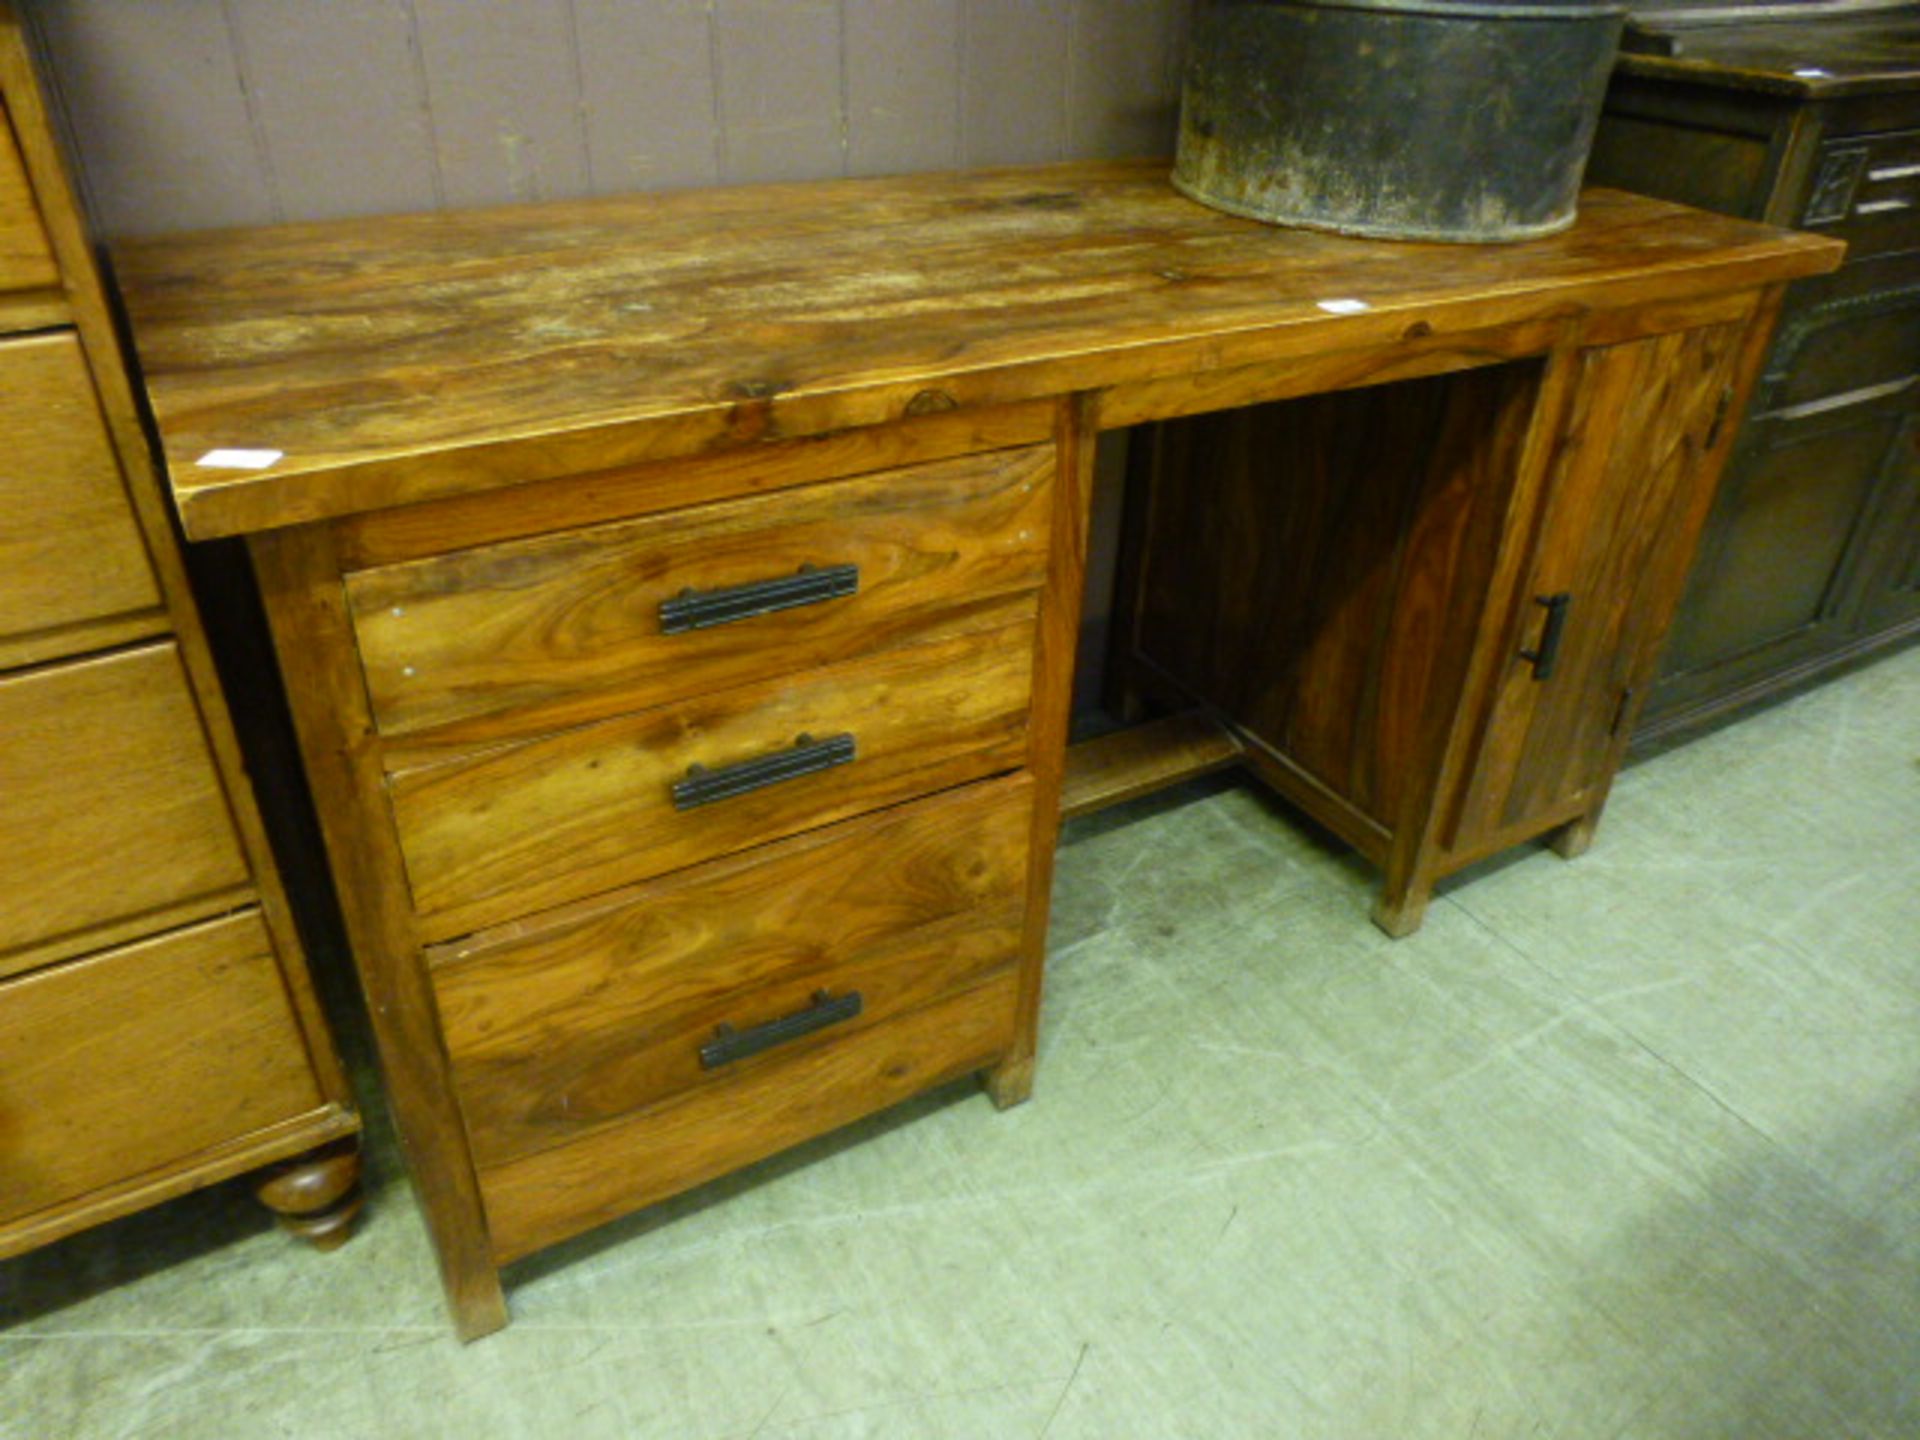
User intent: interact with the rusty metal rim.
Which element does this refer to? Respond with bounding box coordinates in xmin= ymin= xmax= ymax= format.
xmin=1168 ymin=171 xmax=1582 ymax=245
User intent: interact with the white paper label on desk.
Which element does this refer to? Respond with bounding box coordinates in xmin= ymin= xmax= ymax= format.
xmin=196 ymin=448 xmax=285 ymax=470
xmin=1316 ymin=298 xmax=1372 ymax=315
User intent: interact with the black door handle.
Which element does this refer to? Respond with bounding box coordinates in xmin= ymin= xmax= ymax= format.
xmin=1519 ymin=592 xmax=1572 ymax=681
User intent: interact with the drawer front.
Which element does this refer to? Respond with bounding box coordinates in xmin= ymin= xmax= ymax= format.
xmin=1802 ymin=131 xmax=1920 ymax=262
xmin=390 ymin=616 xmax=1035 ymax=940
xmin=0 ymin=332 xmax=161 ymax=663
xmin=1765 ymin=292 xmax=1920 ymax=415
xmin=0 ymin=911 xmax=323 ymax=1226
xmin=432 ymin=774 xmax=1033 ymax=1168
xmin=0 ymin=643 xmax=250 ymax=969
xmin=346 ymin=444 xmax=1053 ymax=743
xmin=0 ymin=104 xmax=57 ymax=294
xmin=480 ymin=968 xmax=1020 ymax=1263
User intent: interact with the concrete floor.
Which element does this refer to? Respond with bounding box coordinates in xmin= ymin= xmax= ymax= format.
xmin=4 ymin=646 xmax=1917 ymax=1439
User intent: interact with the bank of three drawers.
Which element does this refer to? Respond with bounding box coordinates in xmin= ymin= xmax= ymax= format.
xmin=295 ymin=438 xmax=1058 ymax=1270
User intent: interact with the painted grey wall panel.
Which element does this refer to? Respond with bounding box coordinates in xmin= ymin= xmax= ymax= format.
xmin=1067 ymin=0 xmax=1184 ymax=159
xmin=845 ymin=0 xmax=962 ymax=178
xmin=713 ymin=0 xmax=844 ymax=185
xmin=961 ymin=0 xmax=1072 ymax=167
xmin=226 ymin=0 xmax=441 ymax=222
xmin=29 ymin=0 xmax=1188 ymax=237
xmin=410 ymin=0 xmax=588 ymax=208
xmin=573 ymin=0 xmax=719 ymax=194
xmin=34 ymin=1 xmax=275 ymax=234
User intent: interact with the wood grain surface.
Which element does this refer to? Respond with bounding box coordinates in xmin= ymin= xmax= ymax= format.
xmin=0 ymin=0 xmax=362 ymax=1269
xmin=1452 ymin=321 xmax=1754 ymax=848
xmin=983 ymin=392 xmax=1098 ymax=1109
xmin=480 ymin=970 xmax=1020 ymax=1265
xmin=346 ymin=443 xmax=1052 ymax=741
xmin=0 ymin=98 xmax=54 ymax=291
xmin=251 ymin=523 xmax=505 ymax=1337
xmin=433 ymin=776 xmax=1031 ymax=1168
xmin=0 ymin=911 xmax=322 ymax=1227
xmin=1061 ymin=710 xmax=1243 ymax=820
xmin=0 ymin=643 xmax=250 ymax=970
xmin=112 ymin=166 xmax=1841 ymax=540
xmin=334 ymin=402 xmax=1057 ymax=570
xmin=389 ymin=615 xmax=1036 ymax=941
xmin=96 ymin=151 xmax=1846 ymax=1324
xmin=0 ymin=331 xmax=162 ymax=669
xmin=1130 ymin=361 xmax=1541 ymax=832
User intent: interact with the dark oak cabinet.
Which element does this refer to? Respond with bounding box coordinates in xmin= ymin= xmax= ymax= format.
xmin=1589 ymin=9 xmax=1920 ymax=745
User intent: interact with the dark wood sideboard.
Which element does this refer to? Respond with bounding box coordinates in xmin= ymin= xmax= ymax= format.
xmin=1590 ymin=7 xmax=1920 ymax=745
xmin=109 ymin=166 xmax=1836 ymax=1335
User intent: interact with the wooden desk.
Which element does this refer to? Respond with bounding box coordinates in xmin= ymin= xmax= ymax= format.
xmin=113 ymin=162 xmax=1839 ymax=1337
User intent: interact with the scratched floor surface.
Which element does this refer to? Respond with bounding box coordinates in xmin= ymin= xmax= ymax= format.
xmin=4 ymin=646 xmax=1917 ymax=1439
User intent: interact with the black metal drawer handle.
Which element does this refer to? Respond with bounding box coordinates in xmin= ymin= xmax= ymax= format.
xmin=1519 ymin=592 xmax=1571 ymax=681
xmin=671 ymin=732 xmax=855 ymax=810
xmin=659 ymin=562 xmax=859 ymax=634
xmin=700 ymin=989 xmax=864 ymax=1070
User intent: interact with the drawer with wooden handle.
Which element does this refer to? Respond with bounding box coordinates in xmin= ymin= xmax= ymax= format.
xmin=0 ymin=331 xmax=163 ymax=669
xmin=431 ymin=773 xmax=1033 ymax=1170
xmin=477 ymin=964 xmax=1020 ymax=1264
xmin=0 ymin=642 xmax=251 ymax=977
xmin=345 ymin=444 xmax=1053 ymax=747
xmin=389 ymin=615 xmax=1036 ymax=941
xmin=0 ymin=102 xmax=56 ymax=298
xmin=0 ymin=910 xmax=325 ymax=1238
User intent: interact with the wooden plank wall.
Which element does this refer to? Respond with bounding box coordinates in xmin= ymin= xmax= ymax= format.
xmin=27 ymin=0 xmax=1190 ymax=237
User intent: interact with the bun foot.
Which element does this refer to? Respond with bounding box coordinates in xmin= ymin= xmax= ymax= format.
xmin=255 ymin=1138 xmax=363 ymax=1251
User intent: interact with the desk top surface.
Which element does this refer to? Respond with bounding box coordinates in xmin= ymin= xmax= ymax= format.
xmin=114 ymin=161 xmax=1840 ymax=540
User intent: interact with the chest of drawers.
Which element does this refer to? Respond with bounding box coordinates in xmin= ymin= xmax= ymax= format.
xmin=0 ymin=3 xmax=360 ymax=1260
xmin=111 ymin=166 xmax=1837 ymax=1336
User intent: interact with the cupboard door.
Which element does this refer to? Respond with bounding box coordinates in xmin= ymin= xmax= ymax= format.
xmin=1453 ymin=323 xmax=1748 ymax=849
xmin=1659 ymin=408 xmax=1899 ymax=688
xmin=1854 ymin=414 xmax=1920 ymax=637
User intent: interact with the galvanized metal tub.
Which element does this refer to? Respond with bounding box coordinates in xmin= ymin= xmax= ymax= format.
xmin=1173 ymin=0 xmax=1628 ymax=242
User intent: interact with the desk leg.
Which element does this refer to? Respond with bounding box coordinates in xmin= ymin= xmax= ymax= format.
xmin=986 ymin=394 xmax=1099 ymax=1110
xmin=1372 ymin=854 xmax=1438 ymax=939
xmin=252 ymin=526 xmax=509 ymax=1341
xmin=1550 ymin=809 xmax=1601 ymax=859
